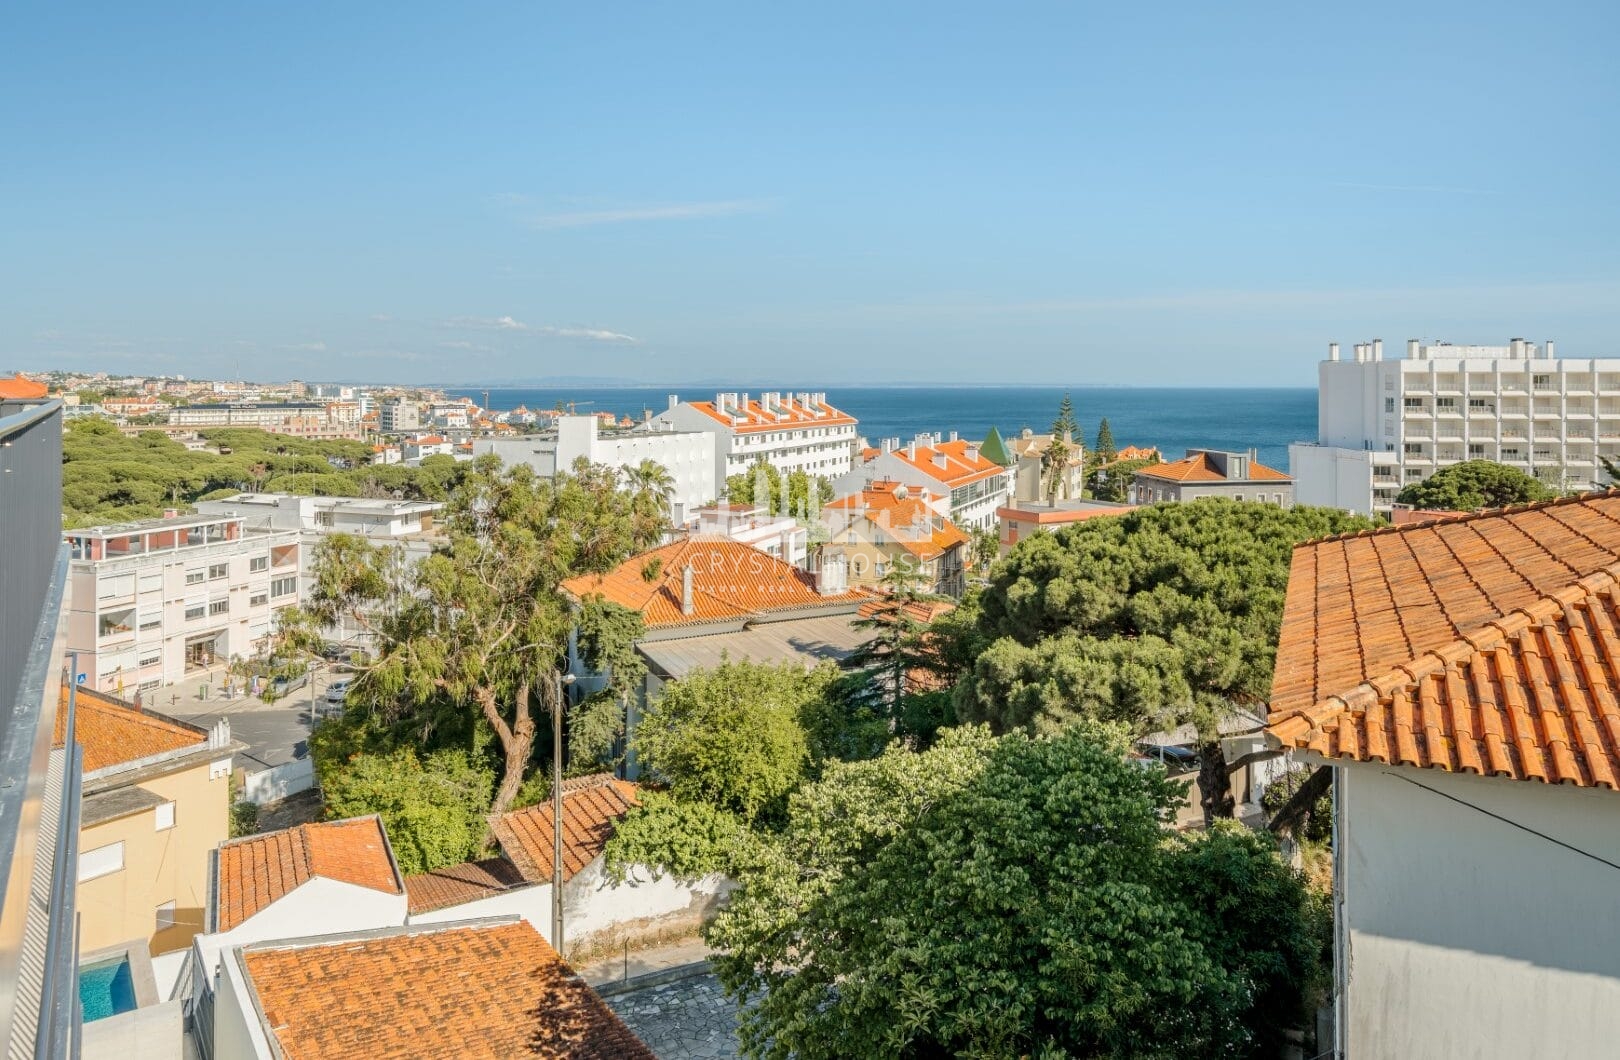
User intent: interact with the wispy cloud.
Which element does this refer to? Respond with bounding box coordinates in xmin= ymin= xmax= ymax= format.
xmin=438 ymin=340 xmax=491 ymax=352
xmin=281 ymin=341 xmax=327 ymax=352
xmin=443 ymin=315 xmax=640 ymax=343
xmin=1332 ymin=181 xmax=1500 ymax=196
xmin=495 ymin=194 xmax=773 ymax=231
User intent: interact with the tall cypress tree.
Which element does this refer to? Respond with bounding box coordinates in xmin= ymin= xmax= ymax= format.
xmin=1093 ymin=417 xmax=1116 ymax=462
xmin=1051 ymin=392 xmax=1078 ymax=442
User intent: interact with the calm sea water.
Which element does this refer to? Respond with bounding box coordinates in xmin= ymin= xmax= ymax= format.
xmin=447 ymin=386 xmax=1317 ymax=472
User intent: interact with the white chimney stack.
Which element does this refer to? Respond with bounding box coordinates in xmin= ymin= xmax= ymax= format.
xmin=1372 ymin=339 xmax=1383 ymax=361
xmin=1328 ymin=342 xmax=1340 ymax=361
xmin=681 ymin=563 xmax=695 ymax=617
xmin=1546 ymin=340 xmax=1556 ymax=359
xmin=1407 ymin=339 xmax=1419 ymax=360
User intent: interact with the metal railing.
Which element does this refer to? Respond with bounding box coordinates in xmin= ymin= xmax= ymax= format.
xmin=0 ymin=398 xmax=80 ymax=1058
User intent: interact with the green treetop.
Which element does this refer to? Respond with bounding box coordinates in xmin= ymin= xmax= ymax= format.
xmin=1093 ymin=416 xmax=1117 ymax=462
xmin=1396 ymin=460 xmax=1556 ymax=511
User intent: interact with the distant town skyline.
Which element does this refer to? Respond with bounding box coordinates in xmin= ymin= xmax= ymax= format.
xmin=5 ymin=4 xmax=1619 ymax=385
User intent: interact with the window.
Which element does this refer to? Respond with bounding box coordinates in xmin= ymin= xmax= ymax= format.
xmin=78 ymin=842 xmax=124 ymax=882
xmin=1384 ymin=398 xmax=1395 ymax=413
xmin=249 ymin=592 xmax=268 ymax=607
xmin=185 ymin=604 xmax=205 ymax=621
xmin=154 ymin=801 xmax=175 ymax=831
xmin=1404 ymin=397 xmax=1424 ymax=409
xmin=1234 ymin=494 xmax=1245 ymax=502
xmin=1469 ymin=398 xmax=1490 ymax=409
xmin=209 ymin=563 xmax=228 ymax=580
xmin=1435 ymin=397 xmax=1457 ymax=410
xmin=155 ymin=901 xmax=176 ymax=931
xmin=315 ymin=511 xmax=334 ymax=528
xmin=1404 ymin=443 xmax=1425 ymax=455
xmin=249 ymin=556 xmax=268 ymax=573
xmin=185 ymin=570 xmax=205 ymax=586
xmin=1469 ymin=444 xmax=1486 ymax=458
xmin=139 ymin=612 xmax=161 ymax=630
xmin=271 ymin=576 xmax=297 ymax=598
xmin=209 ymin=599 xmax=230 ymax=616
xmin=139 ymin=652 xmax=161 ymax=668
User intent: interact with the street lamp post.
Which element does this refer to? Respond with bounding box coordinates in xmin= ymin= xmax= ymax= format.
xmin=551 ymin=670 xmax=576 ymax=953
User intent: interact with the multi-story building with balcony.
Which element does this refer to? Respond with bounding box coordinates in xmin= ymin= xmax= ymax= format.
xmin=834 ymin=433 xmax=1012 ymax=531
xmin=166 ymin=402 xmax=361 ymax=440
xmin=649 ymin=391 xmax=859 ymax=487
xmin=1291 ymin=338 xmax=1620 ymax=517
xmin=64 ymin=515 xmax=302 ymax=695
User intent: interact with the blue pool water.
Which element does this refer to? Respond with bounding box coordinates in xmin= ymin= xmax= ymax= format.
xmin=78 ymin=956 xmax=137 ymax=1022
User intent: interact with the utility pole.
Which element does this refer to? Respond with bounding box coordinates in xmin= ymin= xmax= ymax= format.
xmin=551 ymin=670 xmax=576 ymax=953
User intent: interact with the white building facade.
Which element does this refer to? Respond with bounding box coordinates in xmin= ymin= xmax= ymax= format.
xmin=1291 ymin=337 xmax=1620 ymax=516
xmin=474 ymin=415 xmax=717 ymax=525
xmin=64 ymin=515 xmax=302 ymax=694
xmin=835 ymin=434 xmax=1012 ymax=531
xmin=649 ymin=391 xmax=859 ymax=487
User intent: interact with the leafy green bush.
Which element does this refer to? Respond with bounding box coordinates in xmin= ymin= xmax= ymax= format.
xmin=319 ymin=747 xmax=494 ymax=876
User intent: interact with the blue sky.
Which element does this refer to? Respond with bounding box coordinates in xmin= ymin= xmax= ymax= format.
xmin=4 ymin=2 xmax=1618 ymax=385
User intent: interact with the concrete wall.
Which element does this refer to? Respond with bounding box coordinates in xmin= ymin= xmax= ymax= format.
xmin=77 ymin=757 xmax=231 ymax=956
xmin=212 ymin=949 xmax=276 ymax=1060
xmin=1340 ymin=764 xmax=1620 ymax=1058
xmin=240 ymin=757 xmax=315 ymax=805
xmin=409 ymin=883 xmax=551 ymax=935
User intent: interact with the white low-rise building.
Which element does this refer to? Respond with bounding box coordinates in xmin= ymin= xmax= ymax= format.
xmin=649 ymin=391 xmax=859 ymax=487
xmin=1291 ymin=337 xmax=1620 ymax=517
xmin=693 ymin=502 xmax=808 ymax=567
xmin=835 ymin=433 xmax=1012 ymax=531
xmin=64 ymin=514 xmax=302 ymax=695
xmin=474 ymin=414 xmax=717 ymax=525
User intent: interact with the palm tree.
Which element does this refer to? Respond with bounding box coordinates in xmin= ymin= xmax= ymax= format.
xmin=622 ymin=459 xmax=676 ymax=548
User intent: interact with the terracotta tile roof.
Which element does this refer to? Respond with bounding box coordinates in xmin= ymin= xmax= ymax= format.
xmin=996 ymin=503 xmax=1136 ymax=525
xmin=215 ymin=816 xmax=403 ymax=930
xmin=689 ymin=395 xmax=856 ymax=434
xmin=54 ymin=684 xmax=207 ymax=772
xmin=240 ymin=920 xmax=655 ymax=1059
xmin=0 ymin=373 xmax=48 ymax=399
xmin=825 ymin=481 xmax=967 ymax=560
xmin=1269 ymin=491 xmax=1620 ymax=789
xmin=560 ymin=537 xmax=866 ymax=628
xmin=856 ymin=592 xmax=955 ymax=625
xmin=858 ymin=439 xmax=1007 ymax=488
xmin=1135 ymin=451 xmax=1290 ymax=483
xmin=1112 ymin=445 xmax=1161 ymax=463
xmin=489 ymin=774 xmax=639 ymax=885
xmin=404 ymin=857 xmax=528 ymax=915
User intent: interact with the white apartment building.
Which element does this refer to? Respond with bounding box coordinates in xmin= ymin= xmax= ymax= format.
xmin=64 ymin=515 xmax=302 ymax=695
xmin=649 ymin=391 xmax=859 ymax=487
xmin=694 ymin=503 xmax=809 ymax=567
xmin=166 ymin=402 xmax=361 ymax=440
xmin=378 ymin=400 xmax=421 ymax=434
xmin=1291 ymin=337 xmax=1620 ymax=516
xmin=474 ymin=415 xmax=717 ymax=525
xmin=834 ymin=433 xmax=1012 ymax=531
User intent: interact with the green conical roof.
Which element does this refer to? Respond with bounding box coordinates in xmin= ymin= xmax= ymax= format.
xmin=979 ymin=425 xmax=1014 ymax=466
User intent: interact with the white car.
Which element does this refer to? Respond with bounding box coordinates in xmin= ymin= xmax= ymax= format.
xmin=324 ymin=679 xmax=352 ymax=704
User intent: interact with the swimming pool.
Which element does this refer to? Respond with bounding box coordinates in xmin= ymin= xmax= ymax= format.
xmin=78 ymin=956 xmax=137 ymax=1022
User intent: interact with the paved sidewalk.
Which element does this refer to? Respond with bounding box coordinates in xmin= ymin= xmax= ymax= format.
xmin=579 ymin=938 xmax=713 ymax=989
xmin=604 ymin=973 xmax=740 ymax=1060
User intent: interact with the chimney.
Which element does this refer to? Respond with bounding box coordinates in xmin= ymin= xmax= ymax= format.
xmin=668 ymin=394 xmax=679 ymax=411
xmin=1328 ymin=342 xmax=1340 ymax=361
xmin=1407 ymin=339 xmax=1419 ymax=360
xmin=966 ymin=445 xmax=979 ymax=463
xmin=949 ymin=430 xmax=959 ymax=442
xmin=1511 ymin=338 xmax=1525 ymax=359
xmin=934 ymin=453 xmax=948 ymax=469
xmin=1372 ymin=339 xmax=1383 ymax=361
xmin=906 ymin=441 xmax=917 ymax=460
xmin=1546 ymin=340 xmax=1556 ymax=359
xmin=681 ymin=563 xmax=695 ymax=617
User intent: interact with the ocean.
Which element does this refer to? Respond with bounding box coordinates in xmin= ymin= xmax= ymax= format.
xmin=446 ymin=386 xmax=1318 ymax=472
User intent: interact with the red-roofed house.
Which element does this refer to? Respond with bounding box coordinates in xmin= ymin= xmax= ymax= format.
xmin=0 ymin=372 xmax=48 ymax=400
xmin=650 ymin=390 xmax=860 ymax=486
xmin=821 ymin=480 xmax=968 ymax=596
xmin=1266 ymin=491 xmax=1620 ymax=1057
xmin=836 ymin=433 xmax=1013 ymax=530
xmin=1129 ymin=448 xmax=1293 ymax=506
xmin=65 ymin=685 xmax=240 ymax=957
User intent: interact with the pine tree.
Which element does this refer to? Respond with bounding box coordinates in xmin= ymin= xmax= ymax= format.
xmin=1093 ymin=417 xmax=1116 ymax=462
xmin=1051 ymin=392 xmax=1078 ymax=442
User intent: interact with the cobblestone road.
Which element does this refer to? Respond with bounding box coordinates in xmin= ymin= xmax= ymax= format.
xmin=604 ymin=972 xmax=742 ymax=1060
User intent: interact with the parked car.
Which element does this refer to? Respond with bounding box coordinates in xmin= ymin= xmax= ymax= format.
xmin=267 ymin=671 xmax=309 ymax=699
xmin=1135 ymin=743 xmax=1200 ymax=770
xmin=324 ymin=678 xmax=352 ymax=704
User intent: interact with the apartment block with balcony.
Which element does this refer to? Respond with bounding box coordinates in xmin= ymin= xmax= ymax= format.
xmin=835 ymin=433 xmax=1012 ymax=531
xmin=1291 ymin=337 xmax=1620 ymax=517
xmin=65 ymin=515 xmax=302 ymax=695
xmin=650 ymin=391 xmax=860 ymax=487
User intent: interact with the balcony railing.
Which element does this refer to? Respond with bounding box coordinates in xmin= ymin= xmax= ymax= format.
xmin=0 ymin=398 xmax=80 ymax=1058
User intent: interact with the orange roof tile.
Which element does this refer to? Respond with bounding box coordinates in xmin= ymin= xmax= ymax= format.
xmin=826 ymin=481 xmax=968 ymax=560
xmin=404 ymin=857 xmax=528 ymax=915
xmin=215 ymin=817 xmax=403 ymax=930
xmin=858 ymin=439 xmax=1007 ymax=488
xmin=561 ymin=537 xmax=866 ymax=628
xmin=1135 ymin=451 xmax=1289 ymax=483
xmin=489 ymin=774 xmax=638 ymax=885
xmin=1269 ymin=491 xmax=1620 ymax=790
xmin=689 ymin=396 xmax=856 ymax=434
xmin=54 ymin=685 xmax=206 ymax=772
xmin=996 ymin=503 xmax=1136 ymax=526
xmin=240 ymin=921 xmax=654 ymax=1059
xmin=1113 ymin=445 xmax=1161 ymax=463
xmin=0 ymin=373 xmax=47 ymax=400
